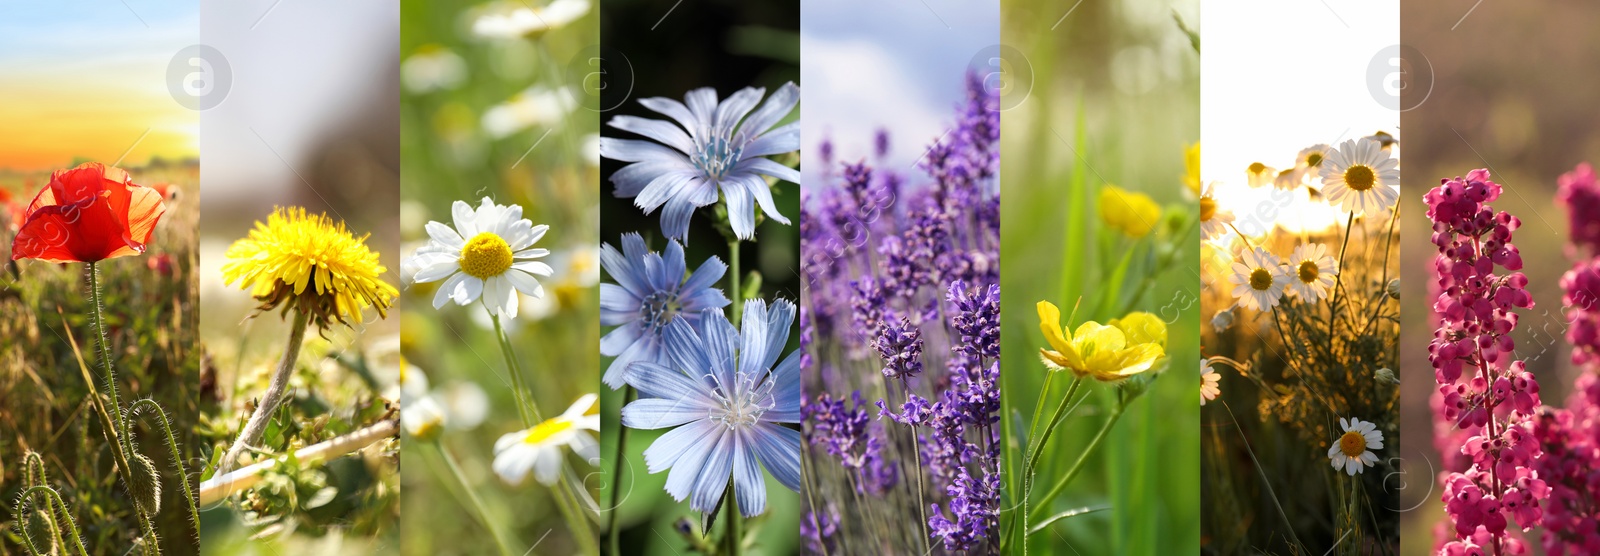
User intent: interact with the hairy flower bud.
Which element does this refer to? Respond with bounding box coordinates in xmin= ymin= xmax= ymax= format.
xmin=127 ymin=452 xmax=163 ymax=515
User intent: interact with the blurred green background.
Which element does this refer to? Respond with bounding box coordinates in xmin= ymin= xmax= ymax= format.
xmin=598 ymin=0 xmax=800 ymax=554
xmin=999 ymin=0 xmax=1200 ymax=554
xmin=1399 ymin=2 xmax=1600 ymax=554
xmin=397 ymin=0 xmax=601 ymax=554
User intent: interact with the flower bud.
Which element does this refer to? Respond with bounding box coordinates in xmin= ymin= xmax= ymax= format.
xmin=127 ymin=452 xmax=163 ymax=515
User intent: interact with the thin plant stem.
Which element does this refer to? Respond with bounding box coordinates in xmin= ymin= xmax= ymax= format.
xmin=1030 ymin=398 xmax=1128 ymax=521
xmin=491 ymin=314 xmax=543 ymax=424
xmin=799 ymin=449 xmax=833 ymax=556
xmin=606 ymin=385 xmax=636 ymax=555
xmin=17 ymin=485 xmax=89 ymax=556
xmin=434 ymin=442 xmax=517 ymax=556
xmin=137 ymin=511 xmax=160 ymax=556
xmin=1329 ymin=211 xmax=1356 ymax=335
xmin=129 ymin=399 xmax=202 ymax=539
xmin=221 ymin=310 xmax=309 ymax=474
xmin=553 ymin=474 xmax=601 ymax=556
xmin=87 ymin=262 xmax=125 ymax=443
xmin=1018 ymin=376 xmax=1085 ymax=547
xmin=901 ymin=377 xmax=932 ymax=555
xmin=723 ymin=480 xmax=743 ymax=556
xmin=729 ymin=239 xmax=742 ymax=326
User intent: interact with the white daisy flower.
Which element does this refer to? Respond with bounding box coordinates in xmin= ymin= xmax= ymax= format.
xmin=482 ymin=86 xmax=578 ymax=139
xmin=1210 ymin=306 xmax=1235 ymax=331
xmin=1272 ymin=168 xmax=1301 ymax=191
xmin=1285 ymin=243 xmax=1338 ymax=301
xmin=1200 ymin=182 xmax=1235 ymax=242
xmin=1227 ymin=247 xmax=1288 ymax=311
xmin=471 ymin=0 xmax=590 ymax=40
xmin=1201 ymin=359 xmax=1221 ymax=406
xmin=1246 ymin=162 xmax=1276 ymax=188
xmin=1319 ymin=138 xmax=1399 ymax=215
xmin=1295 ymin=144 xmax=1331 ymax=176
xmin=401 ymin=45 xmax=468 ymax=94
xmin=403 ymin=395 xmax=447 ymax=441
xmin=493 ymin=394 xmax=601 ymax=486
xmin=1327 ymin=416 xmax=1384 ymax=475
xmin=405 ymin=197 xmax=554 ymax=320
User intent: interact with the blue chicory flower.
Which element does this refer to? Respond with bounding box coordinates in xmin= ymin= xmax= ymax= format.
xmin=599 ymin=233 xmax=729 ymax=389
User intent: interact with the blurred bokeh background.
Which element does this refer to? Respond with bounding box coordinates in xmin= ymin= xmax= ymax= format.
xmin=196 ymin=0 xmax=402 ymax=552
xmin=1001 ymin=0 xmax=1200 ymax=553
xmin=397 ymin=0 xmax=600 ymax=555
xmin=599 ymin=0 xmax=800 ymax=554
xmin=1399 ymin=2 xmax=1600 ymax=554
xmin=0 ymin=2 xmax=201 ymax=553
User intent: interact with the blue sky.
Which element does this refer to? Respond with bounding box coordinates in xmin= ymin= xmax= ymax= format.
xmin=801 ymin=0 xmax=999 ymax=185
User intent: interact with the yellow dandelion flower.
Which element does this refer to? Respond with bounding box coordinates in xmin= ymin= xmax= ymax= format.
xmin=221 ymin=207 xmax=398 ymax=329
xmin=1036 ymin=301 xmax=1165 ymax=382
xmin=1099 ymin=185 xmax=1162 ymax=239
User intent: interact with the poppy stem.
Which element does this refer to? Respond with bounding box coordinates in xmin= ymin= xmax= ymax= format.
xmin=87 ymin=262 xmax=127 ymax=449
xmin=220 ymin=309 xmax=309 ymax=475
xmin=129 ymin=399 xmax=203 ymax=539
xmin=17 ymin=485 xmax=89 ymax=556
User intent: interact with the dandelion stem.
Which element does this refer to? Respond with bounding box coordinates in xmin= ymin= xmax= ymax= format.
xmin=434 ymin=441 xmax=518 ymax=556
xmin=491 ymin=314 xmax=544 ymax=424
xmin=1030 ymin=397 xmax=1126 ymax=522
xmin=606 ymin=385 xmax=635 ymax=555
xmin=220 ymin=309 xmax=309 ymax=474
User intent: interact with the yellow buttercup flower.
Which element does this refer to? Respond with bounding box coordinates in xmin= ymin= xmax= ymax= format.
xmin=1036 ymin=301 xmax=1166 ymax=382
xmin=1184 ymin=142 xmax=1201 ymax=195
xmin=1099 ymin=185 xmax=1162 ymax=239
xmin=222 ymin=207 xmax=398 ymax=329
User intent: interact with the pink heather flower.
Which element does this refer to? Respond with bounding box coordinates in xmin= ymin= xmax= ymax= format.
xmin=1557 ymin=162 xmax=1600 ymax=254
xmin=1426 ymin=169 xmax=1547 ymax=553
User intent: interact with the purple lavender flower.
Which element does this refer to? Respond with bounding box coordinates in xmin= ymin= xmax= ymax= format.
xmin=620 ymin=300 xmax=801 ymax=517
xmin=948 ymin=280 xmax=1000 ymax=360
xmin=873 ymin=317 xmax=924 ymax=380
xmin=599 ymin=233 xmax=729 ymax=389
xmin=600 ymin=83 xmax=800 ymax=240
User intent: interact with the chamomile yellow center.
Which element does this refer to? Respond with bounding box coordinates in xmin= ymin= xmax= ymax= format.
xmin=1249 ymin=268 xmax=1274 ymax=291
xmin=524 ymin=417 xmax=574 ymax=445
xmin=1339 ymin=430 xmax=1367 ymax=458
xmin=1298 ymin=261 xmax=1320 ymax=283
xmin=1248 ymin=162 xmax=1267 ymax=175
xmin=1306 ymin=152 xmax=1323 ymax=167
xmin=460 ymin=232 xmax=514 ymax=279
xmin=1344 ymin=165 xmax=1376 ymax=191
xmin=1200 ymin=196 xmax=1216 ymax=222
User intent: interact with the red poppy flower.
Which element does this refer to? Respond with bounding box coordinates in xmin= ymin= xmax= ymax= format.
xmin=10 ymin=163 xmax=166 ymax=263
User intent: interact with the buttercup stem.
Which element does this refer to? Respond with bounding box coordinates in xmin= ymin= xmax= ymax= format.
xmin=606 ymin=385 xmax=636 ymax=555
xmin=1030 ymin=399 xmax=1128 ymax=525
xmin=220 ymin=309 xmax=309 ymax=474
xmin=435 ymin=441 xmax=517 ymax=556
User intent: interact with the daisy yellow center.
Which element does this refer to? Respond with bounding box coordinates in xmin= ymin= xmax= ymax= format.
xmin=524 ymin=417 xmax=573 ymax=445
xmin=1200 ymin=196 xmax=1216 ymax=222
xmin=1344 ymin=164 xmax=1376 ymax=192
xmin=1249 ymin=268 xmax=1274 ymax=291
xmin=1339 ymin=430 xmax=1367 ymax=458
xmin=460 ymin=232 xmax=513 ymax=279
xmin=1249 ymin=162 xmax=1267 ymax=175
xmin=1306 ymin=152 xmax=1323 ymax=167
xmin=1298 ymin=261 xmax=1320 ymax=283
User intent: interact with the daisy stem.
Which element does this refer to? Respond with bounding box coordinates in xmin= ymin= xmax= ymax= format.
xmin=1329 ymin=211 xmax=1356 ymax=331
xmin=729 ymin=238 xmax=742 ymax=327
xmin=220 ymin=309 xmax=308 ymax=475
xmin=491 ymin=314 xmax=544 ymax=424
xmin=1030 ymin=398 xmax=1127 ymax=525
xmin=606 ymin=385 xmax=636 ymax=555
xmin=722 ymin=480 xmax=742 ymax=556
xmin=552 ymin=474 xmax=601 ymax=556
xmin=434 ymin=441 xmax=517 ymax=556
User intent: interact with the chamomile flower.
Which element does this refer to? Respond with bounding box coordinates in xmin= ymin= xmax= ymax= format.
xmin=1272 ymin=168 xmax=1300 ymax=191
xmin=1327 ymin=416 xmax=1384 ymax=476
xmin=1201 ymin=359 xmax=1221 ymax=406
xmin=401 ymin=45 xmax=467 ymax=94
xmin=482 ymin=86 xmax=577 ymax=139
xmin=600 ymin=83 xmax=800 ymax=241
xmin=1319 ymin=138 xmax=1399 ymax=215
xmin=221 ymin=207 xmax=397 ymax=329
xmin=1295 ymin=144 xmax=1330 ymax=176
xmin=1200 ymin=182 xmax=1235 ymax=242
xmin=1228 ymin=247 xmax=1288 ymax=311
xmin=1286 ymin=243 xmax=1338 ymax=301
xmin=1246 ymin=162 xmax=1276 ymax=188
xmin=620 ymin=300 xmax=801 ymax=518
xmin=471 ymin=0 xmax=591 ymax=39
xmin=403 ymin=396 xmax=447 ymax=441
xmin=404 ymin=198 xmax=554 ymax=320
xmin=493 ymin=394 xmax=601 ymax=486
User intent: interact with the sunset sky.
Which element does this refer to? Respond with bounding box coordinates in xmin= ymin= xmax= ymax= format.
xmin=0 ymin=2 xmax=198 ymax=171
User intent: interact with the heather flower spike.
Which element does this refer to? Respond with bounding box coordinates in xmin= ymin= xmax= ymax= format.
xmin=600 ymin=82 xmax=800 ymax=241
